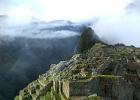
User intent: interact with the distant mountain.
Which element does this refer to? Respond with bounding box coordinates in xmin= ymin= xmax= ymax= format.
xmin=0 ymin=16 xmax=87 ymax=100
xmin=0 ymin=16 xmax=86 ymax=38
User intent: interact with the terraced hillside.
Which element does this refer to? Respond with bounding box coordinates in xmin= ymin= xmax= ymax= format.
xmin=15 ymin=42 xmax=140 ymax=100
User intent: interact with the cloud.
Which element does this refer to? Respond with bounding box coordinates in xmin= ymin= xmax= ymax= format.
xmin=0 ymin=0 xmax=132 ymax=22
xmin=93 ymin=13 xmax=140 ymax=46
xmin=126 ymin=0 xmax=140 ymax=14
xmin=1 ymin=0 xmax=140 ymax=47
xmin=92 ymin=0 xmax=140 ymax=47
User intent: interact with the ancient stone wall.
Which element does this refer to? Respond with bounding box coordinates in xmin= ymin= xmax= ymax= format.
xmin=69 ymin=78 xmax=99 ymax=97
xmin=53 ymin=80 xmax=59 ymax=93
xmin=62 ymin=77 xmax=137 ymax=100
xmin=113 ymin=79 xmax=134 ymax=100
xmin=99 ymin=78 xmax=134 ymax=100
xmin=62 ymin=80 xmax=70 ymax=98
xmin=36 ymin=81 xmax=53 ymax=99
xmin=62 ymin=78 xmax=99 ymax=98
xmin=53 ymin=80 xmax=62 ymax=94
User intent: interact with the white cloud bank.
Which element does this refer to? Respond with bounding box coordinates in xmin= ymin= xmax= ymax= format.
xmin=1 ymin=0 xmax=140 ymax=47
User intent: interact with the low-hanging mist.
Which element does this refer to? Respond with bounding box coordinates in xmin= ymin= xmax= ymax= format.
xmin=0 ymin=17 xmax=84 ymax=39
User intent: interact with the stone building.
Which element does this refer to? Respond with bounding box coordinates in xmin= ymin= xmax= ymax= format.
xmin=52 ymin=76 xmax=138 ymax=100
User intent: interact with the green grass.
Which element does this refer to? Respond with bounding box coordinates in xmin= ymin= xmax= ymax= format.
xmin=19 ymin=90 xmax=25 ymax=97
xmin=14 ymin=96 xmax=20 ymax=100
xmin=39 ymin=92 xmax=52 ymax=100
xmin=88 ymin=96 xmax=102 ymax=100
xmin=97 ymin=75 xmax=121 ymax=79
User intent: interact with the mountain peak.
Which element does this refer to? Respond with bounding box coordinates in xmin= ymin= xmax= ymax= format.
xmin=75 ymin=27 xmax=100 ymax=53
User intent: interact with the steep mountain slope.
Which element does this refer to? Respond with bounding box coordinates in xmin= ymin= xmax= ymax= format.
xmin=16 ymin=28 xmax=140 ymax=100
xmin=0 ymin=16 xmax=87 ymax=100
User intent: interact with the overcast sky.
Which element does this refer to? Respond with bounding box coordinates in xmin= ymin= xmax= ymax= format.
xmin=0 ymin=0 xmax=134 ymax=22
xmin=1 ymin=0 xmax=140 ymax=47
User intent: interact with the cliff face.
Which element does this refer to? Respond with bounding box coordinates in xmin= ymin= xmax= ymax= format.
xmin=15 ymin=28 xmax=140 ymax=100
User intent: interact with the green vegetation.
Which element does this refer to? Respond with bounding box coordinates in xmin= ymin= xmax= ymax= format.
xmin=88 ymin=96 xmax=102 ymax=100
xmin=40 ymin=92 xmax=51 ymax=100
xmin=52 ymin=91 xmax=61 ymax=100
xmin=39 ymin=87 xmax=61 ymax=100
xmin=97 ymin=75 xmax=121 ymax=80
xmin=14 ymin=96 xmax=20 ymax=100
